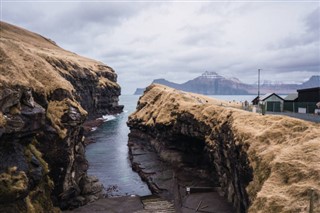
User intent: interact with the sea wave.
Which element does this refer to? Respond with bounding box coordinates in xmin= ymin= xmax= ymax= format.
xmin=98 ymin=114 xmax=117 ymax=122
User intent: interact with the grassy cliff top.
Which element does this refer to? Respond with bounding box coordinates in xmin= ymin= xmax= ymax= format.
xmin=0 ymin=21 xmax=118 ymax=94
xmin=130 ymin=83 xmax=320 ymax=212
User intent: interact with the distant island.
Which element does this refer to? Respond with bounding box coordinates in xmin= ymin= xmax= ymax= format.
xmin=134 ymin=71 xmax=320 ymax=95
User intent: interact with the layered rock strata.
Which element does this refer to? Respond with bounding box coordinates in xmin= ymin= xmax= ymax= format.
xmin=128 ymin=84 xmax=320 ymax=213
xmin=0 ymin=21 xmax=123 ymax=212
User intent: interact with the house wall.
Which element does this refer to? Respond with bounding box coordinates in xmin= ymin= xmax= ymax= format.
xmin=263 ymin=95 xmax=284 ymax=112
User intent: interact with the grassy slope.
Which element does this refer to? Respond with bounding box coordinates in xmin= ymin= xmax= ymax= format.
xmin=0 ymin=21 xmax=121 ymax=136
xmin=130 ymin=84 xmax=320 ymax=212
xmin=0 ymin=21 xmax=119 ymax=94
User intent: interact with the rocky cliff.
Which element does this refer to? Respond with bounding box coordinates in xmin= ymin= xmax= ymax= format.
xmin=0 ymin=21 xmax=123 ymax=212
xmin=128 ymin=84 xmax=320 ymax=212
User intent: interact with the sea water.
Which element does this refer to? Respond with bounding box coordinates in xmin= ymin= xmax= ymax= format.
xmin=85 ymin=95 xmax=151 ymax=197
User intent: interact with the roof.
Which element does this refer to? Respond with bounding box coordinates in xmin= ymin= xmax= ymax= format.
xmin=260 ymin=93 xmax=284 ymax=101
xmin=260 ymin=93 xmax=272 ymax=101
xmin=252 ymin=96 xmax=259 ymax=101
xmin=297 ymin=87 xmax=320 ymax=93
xmin=284 ymin=93 xmax=298 ymax=101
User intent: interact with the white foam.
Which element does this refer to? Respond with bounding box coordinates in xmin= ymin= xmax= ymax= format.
xmin=91 ymin=127 xmax=98 ymax=132
xmin=98 ymin=114 xmax=117 ymax=122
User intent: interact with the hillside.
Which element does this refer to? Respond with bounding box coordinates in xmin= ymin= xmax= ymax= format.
xmin=0 ymin=21 xmax=122 ymax=211
xmin=128 ymin=84 xmax=320 ymax=212
xmin=0 ymin=21 xmax=123 ymax=117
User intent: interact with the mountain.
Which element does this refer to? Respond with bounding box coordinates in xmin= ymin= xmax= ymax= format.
xmin=135 ymin=71 xmax=250 ymax=95
xmin=180 ymin=71 xmax=250 ymax=95
xmin=300 ymin=75 xmax=320 ymax=89
xmin=134 ymin=71 xmax=320 ymax=95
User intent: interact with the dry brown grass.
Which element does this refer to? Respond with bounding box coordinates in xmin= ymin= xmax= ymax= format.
xmin=46 ymin=98 xmax=87 ymax=139
xmin=46 ymin=100 xmax=68 ymax=139
xmin=130 ymin=84 xmax=320 ymax=213
xmin=0 ymin=21 xmax=120 ymax=95
xmin=68 ymin=99 xmax=88 ymax=117
xmin=0 ymin=112 xmax=6 ymax=127
xmin=98 ymin=76 xmax=120 ymax=89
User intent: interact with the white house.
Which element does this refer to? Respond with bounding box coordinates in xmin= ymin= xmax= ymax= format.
xmin=260 ymin=93 xmax=284 ymax=112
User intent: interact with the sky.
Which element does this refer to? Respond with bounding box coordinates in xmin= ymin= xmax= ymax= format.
xmin=1 ymin=0 xmax=320 ymax=94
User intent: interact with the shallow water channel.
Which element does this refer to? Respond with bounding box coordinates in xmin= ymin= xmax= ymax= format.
xmin=85 ymin=95 xmax=151 ymax=197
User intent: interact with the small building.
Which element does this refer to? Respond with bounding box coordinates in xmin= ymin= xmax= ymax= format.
xmin=283 ymin=93 xmax=298 ymax=112
xmin=252 ymin=93 xmax=284 ymax=112
xmin=296 ymin=87 xmax=320 ymax=113
xmin=251 ymin=96 xmax=260 ymax=105
xmin=297 ymin=87 xmax=320 ymax=102
xmin=260 ymin=93 xmax=284 ymax=112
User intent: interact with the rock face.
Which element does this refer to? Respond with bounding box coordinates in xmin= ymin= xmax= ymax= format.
xmin=128 ymin=84 xmax=320 ymax=213
xmin=0 ymin=21 xmax=123 ymax=211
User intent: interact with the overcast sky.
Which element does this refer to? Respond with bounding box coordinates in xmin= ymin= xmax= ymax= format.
xmin=2 ymin=1 xmax=320 ymax=94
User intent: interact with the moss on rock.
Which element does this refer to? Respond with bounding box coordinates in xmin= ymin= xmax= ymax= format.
xmin=0 ymin=112 xmax=6 ymax=127
xmin=0 ymin=167 xmax=28 ymax=203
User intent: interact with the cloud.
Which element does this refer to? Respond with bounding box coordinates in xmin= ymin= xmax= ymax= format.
xmin=2 ymin=1 xmax=319 ymax=94
xmin=2 ymin=2 xmax=144 ymax=50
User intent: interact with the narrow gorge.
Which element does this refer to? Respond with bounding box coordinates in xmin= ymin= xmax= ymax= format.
xmin=127 ymin=84 xmax=320 ymax=212
xmin=0 ymin=22 xmax=123 ymax=212
xmin=1 ymin=21 xmax=319 ymax=213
